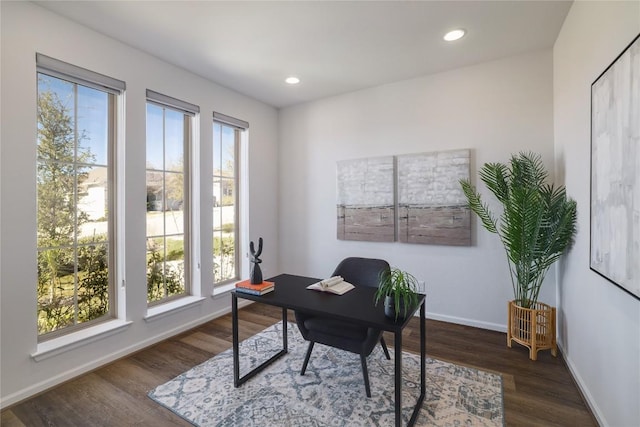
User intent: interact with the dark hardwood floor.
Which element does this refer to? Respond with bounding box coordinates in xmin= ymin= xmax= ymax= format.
xmin=1 ymin=303 xmax=596 ymax=426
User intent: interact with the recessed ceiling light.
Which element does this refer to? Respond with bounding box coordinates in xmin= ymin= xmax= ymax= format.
xmin=285 ymin=76 xmax=300 ymax=85
xmin=443 ymin=29 xmax=466 ymax=42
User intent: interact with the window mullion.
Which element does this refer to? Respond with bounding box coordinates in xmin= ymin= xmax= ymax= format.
xmin=108 ymin=92 xmax=116 ymax=317
xmin=162 ymin=109 xmax=168 ymax=299
xmin=73 ymin=82 xmax=80 ymax=327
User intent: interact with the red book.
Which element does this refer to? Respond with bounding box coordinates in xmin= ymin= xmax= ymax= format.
xmin=235 ymin=280 xmax=275 ymax=291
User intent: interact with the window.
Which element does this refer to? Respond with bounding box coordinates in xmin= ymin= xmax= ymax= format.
xmin=36 ymin=55 xmax=124 ymax=338
xmin=146 ymin=91 xmax=198 ymax=305
xmin=212 ymin=112 xmax=248 ymax=285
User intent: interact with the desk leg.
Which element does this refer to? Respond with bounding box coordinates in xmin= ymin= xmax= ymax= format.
xmin=232 ymin=294 xmax=288 ymax=388
xmin=406 ymin=301 xmax=427 ymax=426
xmin=232 ymin=293 xmax=240 ymax=387
xmin=395 ymin=330 xmax=402 ymax=427
xmin=420 ymin=301 xmax=426 ymax=395
xmin=282 ymin=307 xmax=288 ymax=352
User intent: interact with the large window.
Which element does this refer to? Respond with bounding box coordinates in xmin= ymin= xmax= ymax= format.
xmin=36 ymin=55 xmax=123 ymax=338
xmin=146 ymin=91 xmax=197 ymax=304
xmin=213 ymin=113 xmax=247 ymax=285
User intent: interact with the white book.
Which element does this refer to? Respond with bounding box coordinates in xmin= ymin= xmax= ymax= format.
xmin=306 ymin=276 xmax=355 ymax=295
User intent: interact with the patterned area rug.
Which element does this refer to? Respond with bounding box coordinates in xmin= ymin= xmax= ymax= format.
xmin=149 ymin=322 xmax=503 ymax=426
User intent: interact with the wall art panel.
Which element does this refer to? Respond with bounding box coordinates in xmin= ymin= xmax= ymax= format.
xmin=336 ymin=156 xmax=395 ymax=242
xmin=590 ymin=34 xmax=640 ymax=300
xmin=397 ymin=149 xmax=471 ymax=246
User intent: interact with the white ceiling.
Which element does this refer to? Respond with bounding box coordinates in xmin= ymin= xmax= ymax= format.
xmin=35 ymin=1 xmax=572 ymax=108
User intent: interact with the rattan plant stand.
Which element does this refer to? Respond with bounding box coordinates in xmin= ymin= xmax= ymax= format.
xmin=507 ymin=300 xmax=557 ymax=361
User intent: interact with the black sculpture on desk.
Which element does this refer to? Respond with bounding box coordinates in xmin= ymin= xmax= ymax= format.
xmin=250 ymin=237 xmax=263 ymax=284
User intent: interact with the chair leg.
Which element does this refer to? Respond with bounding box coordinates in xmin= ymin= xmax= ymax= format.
xmin=360 ymin=354 xmax=371 ymax=398
xmin=301 ymin=341 xmax=315 ymax=375
xmin=380 ymin=336 xmax=391 ymax=360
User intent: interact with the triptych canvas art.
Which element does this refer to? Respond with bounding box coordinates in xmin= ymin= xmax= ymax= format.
xmin=336 ymin=149 xmax=471 ymax=246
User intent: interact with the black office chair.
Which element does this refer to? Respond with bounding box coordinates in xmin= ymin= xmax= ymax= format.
xmin=294 ymin=257 xmax=391 ymax=397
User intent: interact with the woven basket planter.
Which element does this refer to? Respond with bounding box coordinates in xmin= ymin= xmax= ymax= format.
xmin=507 ymin=300 xmax=557 ymax=361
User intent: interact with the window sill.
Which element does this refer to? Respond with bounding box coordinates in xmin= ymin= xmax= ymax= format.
xmin=212 ymin=282 xmax=236 ymax=298
xmin=144 ymin=295 xmax=206 ymax=322
xmin=32 ymin=319 xmax=132 ymax=362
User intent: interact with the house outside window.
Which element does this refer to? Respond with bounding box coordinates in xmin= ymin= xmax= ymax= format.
xmin=36 ymin=55 xmax=124 ymax=338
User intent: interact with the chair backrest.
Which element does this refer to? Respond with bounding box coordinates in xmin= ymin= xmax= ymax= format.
xmin=331 ymin=257 xmax=390 ymax=288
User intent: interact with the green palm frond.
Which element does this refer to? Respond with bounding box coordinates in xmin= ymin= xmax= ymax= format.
xmin=510 ymin=152 xmax=548 ymax=190
xmin=460 ymin=179 xmax=498 ymax=234
xmin=460 ymin=152 xmax=577 ymax=307
xmin=479 ymin=162 xmax=510 ymax=203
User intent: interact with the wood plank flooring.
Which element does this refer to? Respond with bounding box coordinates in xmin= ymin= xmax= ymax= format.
xmin=1 ymin=303 xmax=597 ymax=426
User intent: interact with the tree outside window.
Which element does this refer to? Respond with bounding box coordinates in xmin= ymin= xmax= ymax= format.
xmin=36 ymin=74 xmax=113 ymax=336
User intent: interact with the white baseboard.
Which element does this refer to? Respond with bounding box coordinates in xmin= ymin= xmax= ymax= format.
xmin=557 ymin=341 xmax=606 ymax=427
xmin=425 ymin=311 xmax=506 ymax=333
xmin=0 ymin=299 xmax=253 ymax=409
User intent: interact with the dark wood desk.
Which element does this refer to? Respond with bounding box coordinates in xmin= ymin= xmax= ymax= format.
xmin=231 ymin=273 xmax=426 ymax=427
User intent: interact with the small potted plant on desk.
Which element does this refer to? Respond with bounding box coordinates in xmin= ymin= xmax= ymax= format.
xmin=374 ymin=268 xmax=420 ymax=321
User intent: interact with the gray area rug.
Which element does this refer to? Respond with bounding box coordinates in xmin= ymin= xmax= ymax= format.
xmin=149 ymin=322 xmax=503 ymax=426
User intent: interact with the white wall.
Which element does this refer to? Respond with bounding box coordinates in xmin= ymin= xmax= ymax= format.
xmin=278 ymin=49 xmax=556 ymax=331
xmin=0 ymin=2 xmax=279 ymax=406
xmin=554 ymin=2 xmax=640 ymax=426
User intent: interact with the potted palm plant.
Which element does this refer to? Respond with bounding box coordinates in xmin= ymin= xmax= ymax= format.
xmin=374 ymin=267 xmax=420 ymax=321
xmin=460 ymin=152 xmax=577 ymax=360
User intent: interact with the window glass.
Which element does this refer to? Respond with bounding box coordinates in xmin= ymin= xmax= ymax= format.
xmin=213 ymin=122 xmax=240 ymax=284
xmin=36 ymin=73 xmax=115 ymax=337
xmin=146 ymin=102 xmax=190 ymax=304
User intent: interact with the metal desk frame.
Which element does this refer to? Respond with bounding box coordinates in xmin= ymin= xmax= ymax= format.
xmin=231 ymin=273 xmax=426 ymax=427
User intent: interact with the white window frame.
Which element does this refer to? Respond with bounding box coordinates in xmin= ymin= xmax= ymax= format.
xmin=35 ymin=54 xmax=125 ymax=341
xmin=212 ymin=112 xmax=248 ymax=289
xmin=145 ymin=90 xmax=200 ymax=308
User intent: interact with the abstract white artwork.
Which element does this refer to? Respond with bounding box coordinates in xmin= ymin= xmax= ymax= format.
xmin=590 ymin=34 xmax=640 ymax=300
xmin=336 ymin=156 xmax=395 ymax=242
xmin=396 ymin=149 xmax=471 ymax=246
xmin=336 ymin=150 xmax=471 ymax=245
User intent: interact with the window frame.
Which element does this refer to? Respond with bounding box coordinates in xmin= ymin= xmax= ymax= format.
xmin=35 ymin=55 xmax=124 ymax=341
xmin=145 ymin=91 xmax=199 ymax=306
xmin=212 ymin=113 xmax=248 ymax=287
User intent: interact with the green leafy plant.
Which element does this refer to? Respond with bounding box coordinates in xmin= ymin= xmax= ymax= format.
xmin=77 ymin=239 xmax=109 ymax=322
xmin=460 ymin=152 xmax=577 ymax=308
xmin=36 ymin=234 xmax=110 ymax=335
xmin=146 ymin=245 xmax=184 ymax=303
xmin=374 ymin=267 xmax=419 ymax=320
xmin=213 ymin=235 xmax=235 ymax=282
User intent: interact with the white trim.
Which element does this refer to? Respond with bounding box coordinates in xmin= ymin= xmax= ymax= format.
xmin=558 ymin=342 xmax=606 ymax=427
xmin=190 ymin=112 xmax=202 ymax=297
xmin=212 ymin=282 xmax=237 ymax=298
xmin=239 ymin=129 xmax=250 ymax=279
xmin=425 ymin=311 xmax=506 ymax=333
xmin=116 ymin=87 xmax=127 ymax=327
xmin=31 ymin=319 xmax=132 ymax=362
xmin=144 ymin=296 xmax=206 ymax=322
